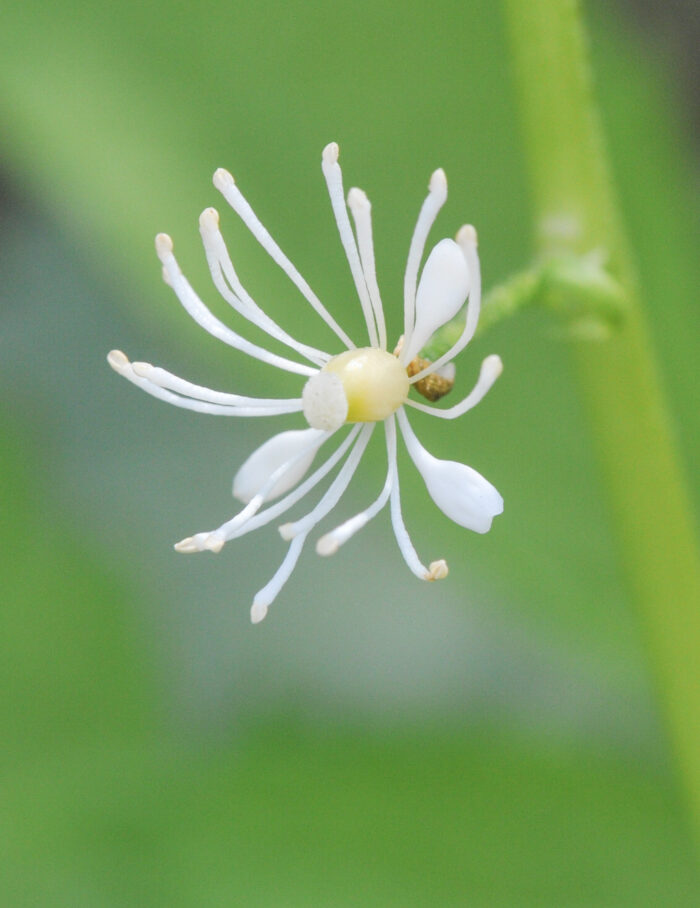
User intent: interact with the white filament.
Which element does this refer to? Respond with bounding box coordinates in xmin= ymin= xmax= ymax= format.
xmin=179 ymin=426 xmax=363 ymax=551
xmin=184 ymin=431 xmax=332 ymax=553
xmin=321 ymin=144 xmax=379 ymax=348
xmin=108 ymin=351 xmax=303 ymax=417
xmin=129 ymin=359 xmax=299 ymax=408
xmin=387 ymin=423 xmax=431 ymax=580
xmin=213 ymin=167 xmax=355 ymax=350
xmin=198 ymin=207 xmax=329 ymax=366
xmin=316 ymin=416 xmax=396 ymax=555
xmin=405 ymin=355 xmax=502 ymax=418
xmin=347 ymin=187 xmax=387 ymax=350
xmin=402 ymin=168 xmax=448 ymax=360
xmin=155 ymin=234 xmax=316 ymax=377
xmin=251 ymin=534 xmax=307 ymax=623
xmin=279 ymin=423 xmax=374 ymax=540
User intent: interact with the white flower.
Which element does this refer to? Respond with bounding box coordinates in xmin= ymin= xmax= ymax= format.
xmin=108 ymin=142 xmax=503 ymax=623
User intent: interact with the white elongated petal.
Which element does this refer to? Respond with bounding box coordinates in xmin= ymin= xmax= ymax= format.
xmin=233 ymin=428 xmax=327 ymax=503
xmin=409 ymin=225 xmax=481 ymax=383
xmin=401 ymin=238 xmax=471 ymax=365
xmin=398 ymin=409 xmax=502 ymax=533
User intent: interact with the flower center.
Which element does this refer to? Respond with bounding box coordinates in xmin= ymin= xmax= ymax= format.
xmin=302 ymin=347 xmax=409 ymax=430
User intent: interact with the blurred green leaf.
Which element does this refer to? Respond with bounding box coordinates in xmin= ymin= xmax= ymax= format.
xmin=2 ymin=727 xmax=698 ymax=907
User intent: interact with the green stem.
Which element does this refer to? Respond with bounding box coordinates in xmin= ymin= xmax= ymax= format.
xmin=504 ymin=0 xmax=700 ymax=849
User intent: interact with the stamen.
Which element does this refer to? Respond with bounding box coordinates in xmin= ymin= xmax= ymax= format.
xmin=278 ymin=423 xmax=374 ymax=540
xmin=321 ymin=144 xmax=379 ymax=347
xmin=386 ymin=417 xmax=444 ymax=580
xmin=405 ymin=355 xmax=502 ymax=418
xmin=401 ymin=168 xmax=448 ymax=363
xmin=408 ymin=225 xmax=481 ymax=383
xmin=213 ymin=167 xmax=355 ymax=350
xmin=175 ymin=426 xmax=363 ymax=551
xmin=130 ymin=360 xmax=302 ymax=408
xmin=177 ymin=430 xmax=332 ymax=553
xmin=108 ymin=350 xmax=303 ymax=417
xmin=155 ymin=233 xmax=316 ymax=378
xmin=199 ymin=208 xmax=329 ymax=366
xmin=347 ymin=187 xmax=387 ymax=350
xmin=250 ymin=534 xmax=306 ymax=623
xmin=316 ymin=416 xmax=395 ymax=555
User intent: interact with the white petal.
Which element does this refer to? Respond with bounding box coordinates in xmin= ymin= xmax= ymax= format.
xmin=397 ymin=409 xmax=502 ymax=533
xmin=408 ymin=224 xmax=482 ymax=384
xmin=233 ymin=428 xmax=327 ymax=503
xmin=402 ymin=238 xmax=471 ymax=364
xmin=419 ymin=457 xmax=503 ymax=533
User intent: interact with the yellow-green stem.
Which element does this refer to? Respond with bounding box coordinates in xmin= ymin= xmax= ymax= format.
xmin=503 ymin=0 xmax=700 ymax=849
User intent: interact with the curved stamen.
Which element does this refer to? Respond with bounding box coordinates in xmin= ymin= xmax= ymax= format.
xmin=316 ymin=415 xmax=395 ymax=555
xmin=405 ymin=355 xmax=502 ymax=419
xmin=408 ymin=225 xmax=481 ymax=383
xmin=156 ymin=234 xmax=316 ymax=377
xmin=250 ymin=534 xmax=306 ymax=624
xmin=321 ymin=144 xmax=379 ymax=347
xmin=108 ymin=351 xmax=303 ymax=416
xmin=175 ymin=430 xmax=333 ymax=553
xmin=387 ymin=415 xmax=446 ymax=581
xmin=177 ymin=426 xmax=363 ymax=551
xmin=401 ymin=168 xmax=448 ymax=363
xmin=129 ymin=359 xmax=302 ymax=408
xmin=389 ymin=469 xmax=428 ymax=579
xmin=279 ymin=423 xmax=374 ymax=540
xmin=213 ymin=167 xmax=355 ymax=350
xmin=347 ymin=187 xmax=387 ymax=350
xmin=199 ymin=208 xmax=330 ymax=366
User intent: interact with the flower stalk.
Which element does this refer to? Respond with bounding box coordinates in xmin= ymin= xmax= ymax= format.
xmin=503 ymin=0 xmax=700 ymax=849
xmin=421 ymin=250 xmax=628 ymax=361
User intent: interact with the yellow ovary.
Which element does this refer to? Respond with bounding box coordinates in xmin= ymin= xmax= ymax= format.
xmin=323 ymin=347 xmax=409 ymax=423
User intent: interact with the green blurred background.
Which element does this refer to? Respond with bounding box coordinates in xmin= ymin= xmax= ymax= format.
xmin=1 ymin=0 xmax=698 ymax=904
